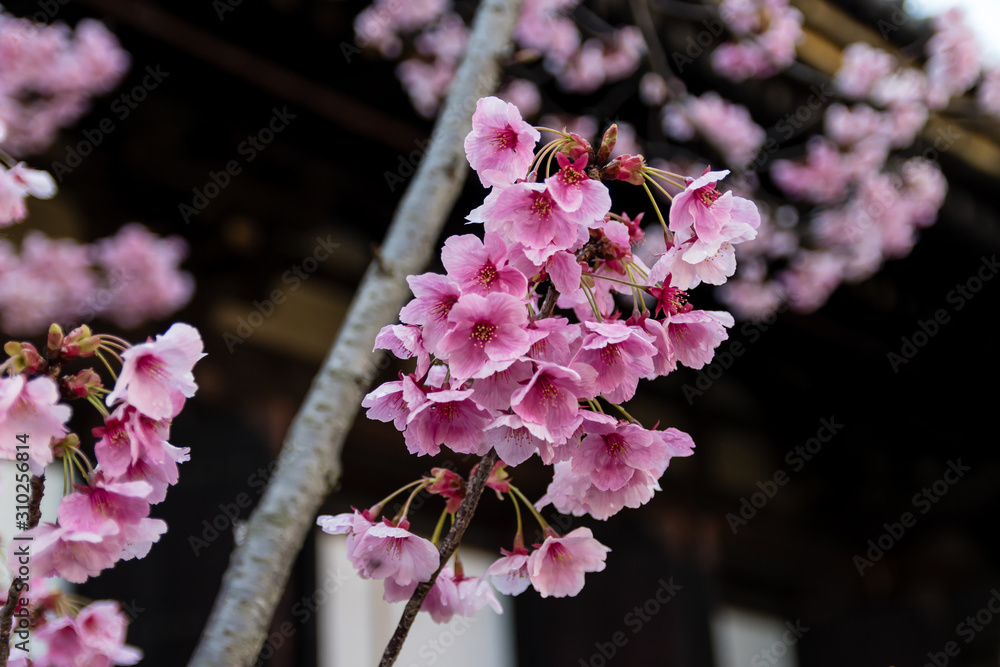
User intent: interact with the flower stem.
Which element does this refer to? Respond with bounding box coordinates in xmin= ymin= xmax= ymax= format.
xmin=642 ymin=181 xmax=670 ymax=236
xmin=508 ymin=484 xmax=550 ymax=534
xmin=608 ymin=401 xmax=641 ymax=425
xmin=430 ymin=508 xmax=450 ymax=546
xmin=373 ymin=480 xmax=425 ymax=520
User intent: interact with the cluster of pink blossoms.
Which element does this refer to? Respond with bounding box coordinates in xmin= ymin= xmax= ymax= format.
xmin=0 ymin=12 xmax=128 ymax=156
xmin=0 ymin=321 xmax=204 ymax=664
xmin=319 ymin=96 xmax=761 ymax=621
xmin=711 ymin=0 xmax=804 ymax=82
xmin=0 ymin=225 xmax=194 ymax=336
xmin=352 ymin=0 xmax=645 ymax=117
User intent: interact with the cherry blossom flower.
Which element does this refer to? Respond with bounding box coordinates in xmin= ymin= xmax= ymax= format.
xmin=527 ymin=527 xmax=610 ymax=598
xmin=317 ymin=509 xmax=376 ymax=567
xmin=399 ymin=273 xmax=461 ymax=352
xmin=106 ymin=441 xmax=189 ymax=505
xmin=478 ymin=182 xmax=589 ymax=264
xmin=0 ymin=375 xmax=71 ymax=473
xmin=464 ymin=96 xmax=540 ymax=187
xmin=421 ymin=566 xmax=503 ymax=622
xmin=573 ymin=321 xmax=656 ymax=403
xmin=437 ymin=292 xmax=531 ymax=381
xmin=57 ymin=476 xmax=153 ymax=535
xmin=93 ymin=404 xmax=170 ymax=478
xmin=510 ymin=362 xmax=594 ymax=444
xmin=105 ymin=322 xmax=205 ymax=420
xmin=441 ymin=233 xmax=528 ymax=297
xmin=544 ymin=153 xmax=612 ymax=217
xmin=485 ymin=547 xmax=532 ymax=595
xmin=403 ymin=386 xmax=492 ymax=456
xmin=74 ymin=601 xmax=144 ymax=666
xmin=482 ymin=413 xmax=547 ymax=466
xmin=669 ymin=170 xmax=760 ymax=261
xmin=350 ymin=521 xmax=439 ymax=587
xmin=0 ymin=163 xmax=56 ymax=226
xmin=571 ymin=420 xmax=669 ymax=492
xmin=23 ymin=522 xmax=121 ymax=584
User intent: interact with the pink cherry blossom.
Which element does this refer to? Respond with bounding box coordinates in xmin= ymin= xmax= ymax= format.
xmin=93 ymin=404 xmax=170 ymax=478
xmin=470 ymin=360 xmax=533 ymax=412
xmin=544 ymin=153 xmax=611 ymax=218
xmin=317 ymin=508 xmax=376 ymax=569
xmin=351 ymin=521 xmax=439 ymax=586
xmin=464 ymin=96 xmax=540 ymax=187
xmin=404 ymin=386 xmax=492 ymax=456
xmin=106 ymin=442 xmax=189 ymax=505
xmin=91 ymin=223 xmax=194 ymax=328
xmin=662 ymin=310 xmax=735 ymax=371
xmin=399 ymin=273 xmax=461 ymax=352
xmin=374 ymin=325 xmax=430 ymax=378
xmin=113 ymin=517 xmax=166 ymax=561
xmin=74 ymin=600 xmax=144 ymax=665
xmin=421 ymin=566 xmax=503 ymax=623
xmin=441 ymin=233 xmax=528 ymax=297
xmin=21 ymin=522 xmax=121 ymax=584
xmin=362 ymin=377 xmax=409 ymax=430
xmin=571 ymin=420 xmax=669 ymax=492
xmin=0 ymin=375 xmax=71 ymax=473
xmin=57 ymin=476 xmax=152 ymax=535
xmin=485 ymin=547 xmax=532 ymax=595
xmin=106 ymin=322 xmax=205 ymax=420
xmin=538 ymin=460 xmax=662 ymax=520
xmin=669 ymin=170 xmax=759 ymax=261
xmin=835 ymin=42 xmax=896 ymax=99
xmin=482 ymin=413 xmax=547 ymax=466
xmin=481 ymin=182 xmax=589 ymax=264
xmin=437 ymin=292 xmax=531 ymax=381
xmin=574 ymin=321 xmax=656 ymax=403
xmin=0 ymin=162 xmax=56 ymax=226
xmin=510 ymin=362 xmax=593 ymax=444
xmin=527 ymin=527 xmax=610 ymax=598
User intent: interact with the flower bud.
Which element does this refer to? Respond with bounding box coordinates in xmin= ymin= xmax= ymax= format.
xmin=62 ymin=325 xmax=101 ymax=358
xmin=4 ymin=341 xmax=44 ymax=374
xmin=596 ymin=124 xmax=618 ymax=165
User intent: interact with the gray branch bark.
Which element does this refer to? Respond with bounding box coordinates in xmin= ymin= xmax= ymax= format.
xmin=187 ymin=0 xmax=524 ymax=664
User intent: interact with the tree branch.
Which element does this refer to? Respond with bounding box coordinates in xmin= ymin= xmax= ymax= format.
xmin=186 ymin=0 xmax=525 ymax=664
xmin=378 ymin=448 xmax=499 ymax=666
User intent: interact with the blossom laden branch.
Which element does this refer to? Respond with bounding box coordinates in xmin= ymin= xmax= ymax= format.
xmin=186 ymin=0 xmax=526 ymax=665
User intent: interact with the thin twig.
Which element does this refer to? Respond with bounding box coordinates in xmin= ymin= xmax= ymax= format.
xmin=378 ymin=449 xmax=500 ymax=666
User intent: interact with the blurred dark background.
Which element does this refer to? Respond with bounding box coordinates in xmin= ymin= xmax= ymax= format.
xmin=2 ymin=0 xmax=998 ymax=665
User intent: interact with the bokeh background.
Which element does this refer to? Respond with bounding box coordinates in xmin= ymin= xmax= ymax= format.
xmin=2 ymin=0 xmax=999 ymax=665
